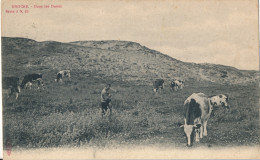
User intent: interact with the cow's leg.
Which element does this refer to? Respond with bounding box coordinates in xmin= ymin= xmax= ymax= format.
xmin=200 ymin=123 xmax=204 ymax=138
xmin=15 ymin=92 xmax=19 ymax=100
xmin=25 ymin=83 xmax=28 ymax=89
xmin=37 ymin=80 xmax=41 ymax=89
xmin=7 ymin=89 xmax=12 ymax=99
xmin=203 ymin=121 xmax=208 ymax=136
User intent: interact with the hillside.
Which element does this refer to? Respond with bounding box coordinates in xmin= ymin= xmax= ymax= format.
xmin=2 ymin=37 xmax=259 ymax=149
xmin=2 ymin=37 xmax=258 ymax=84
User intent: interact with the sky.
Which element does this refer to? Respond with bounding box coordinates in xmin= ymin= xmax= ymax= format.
xmin=1 ymin=0 xmax=259 ymax=70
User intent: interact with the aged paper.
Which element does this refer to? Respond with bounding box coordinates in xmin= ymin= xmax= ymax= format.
xmin=1 ymin=0 xmax=259 ymax=159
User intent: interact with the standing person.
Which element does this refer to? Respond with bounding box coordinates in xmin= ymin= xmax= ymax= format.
xmin=101 ymin=84 xmax=112 ymax=117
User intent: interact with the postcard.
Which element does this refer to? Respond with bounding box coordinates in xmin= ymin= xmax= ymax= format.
xmin=1 ymin=0 xmax=259 ymax=159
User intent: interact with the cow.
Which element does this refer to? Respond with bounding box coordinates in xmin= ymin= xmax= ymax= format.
xmin=55 ymin=70 xmax=71 ymax=82
xmin=179 ymin=93 xmax=230 ymax=147
xmin=20 ymin=73 xmax=44 ymax=89
xmin=2 ymin=77 xmax=21 ymax=99
xmin=209 ymin=94 xmax=230 ymax=116
xmin=171 ymin=79 xmax=184 ymax=91
xmin=153 ymin=79 xmax=164 ymax=92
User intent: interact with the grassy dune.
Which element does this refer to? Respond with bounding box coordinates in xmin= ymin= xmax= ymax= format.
xmin=2 ymin=37 xmax=259 ymax=149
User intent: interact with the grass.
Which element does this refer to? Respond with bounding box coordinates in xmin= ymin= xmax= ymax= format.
xmin=3 ymin=73 xmax=259 ymax=149
xmin=2 ymin=37 xmax=259 ymax=149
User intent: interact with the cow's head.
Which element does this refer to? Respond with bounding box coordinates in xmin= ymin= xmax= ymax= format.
xmin=179 ymin=122 xmax=201 ymax=147
xmin=210 ymin=94 xmax=230 ymax=112
xmin=38 ymin=79 xmax=44 ymax=87
xmin=65 ymin=70 xmax=71 ymax=77
xmin=179 ymin=81 xmax=184 ymax=89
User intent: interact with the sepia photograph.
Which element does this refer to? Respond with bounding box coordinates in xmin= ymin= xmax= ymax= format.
xmin=1 ymin=0 xmax=260 ymax=159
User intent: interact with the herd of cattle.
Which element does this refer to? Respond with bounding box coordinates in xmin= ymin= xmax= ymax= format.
xmin=153 ymin=78 xmax=184 ymax=92
xmin=2 ymin=70 xmax=71 ymax=99
xmin=2 ymin=71 xmax=231 ymax=147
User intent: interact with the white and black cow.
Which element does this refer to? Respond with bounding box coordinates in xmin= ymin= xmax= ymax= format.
xmin=209 ymin=94 xmax=230 ymax=116
xmin=179 ymin=93 xmax=230 ymax=147
xmin=55 ymin=70 xmax=71 ymax=82
xmin=153 ymin=79 xmax=164 ymax=92
xmin=21 ymin=73 xmax=44 ymax=89
xmin=171 ymin=79 xmax=184 ymax=91
xmin=2 ymin=77 xmax=21 ymax=99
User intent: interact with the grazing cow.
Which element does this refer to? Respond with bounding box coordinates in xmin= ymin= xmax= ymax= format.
xmin=171 ymin=79 xmax=184 ymax=91
xmin=2 ymin=77 xmax=20 ymax=99
xmin=153 ymin=79 xmax=164 ymax=92
xmin=209 ymin=94 xmax=230 ymax=116
xmin=179 ymin=93 xmax=230 ymax=147
xmin=21 ymin=73 xmax=44 ymax=89
xmin=55 ymin=70 xmax=71 ymax=82
xmin=180 ymin=93 xmax=208 ymax=147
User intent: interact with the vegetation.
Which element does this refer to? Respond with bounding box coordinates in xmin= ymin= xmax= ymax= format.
xmin=2 ymin=37 xmax=259 ymax=149
xmin=3 ymin=78 xmax=259 ymax=148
